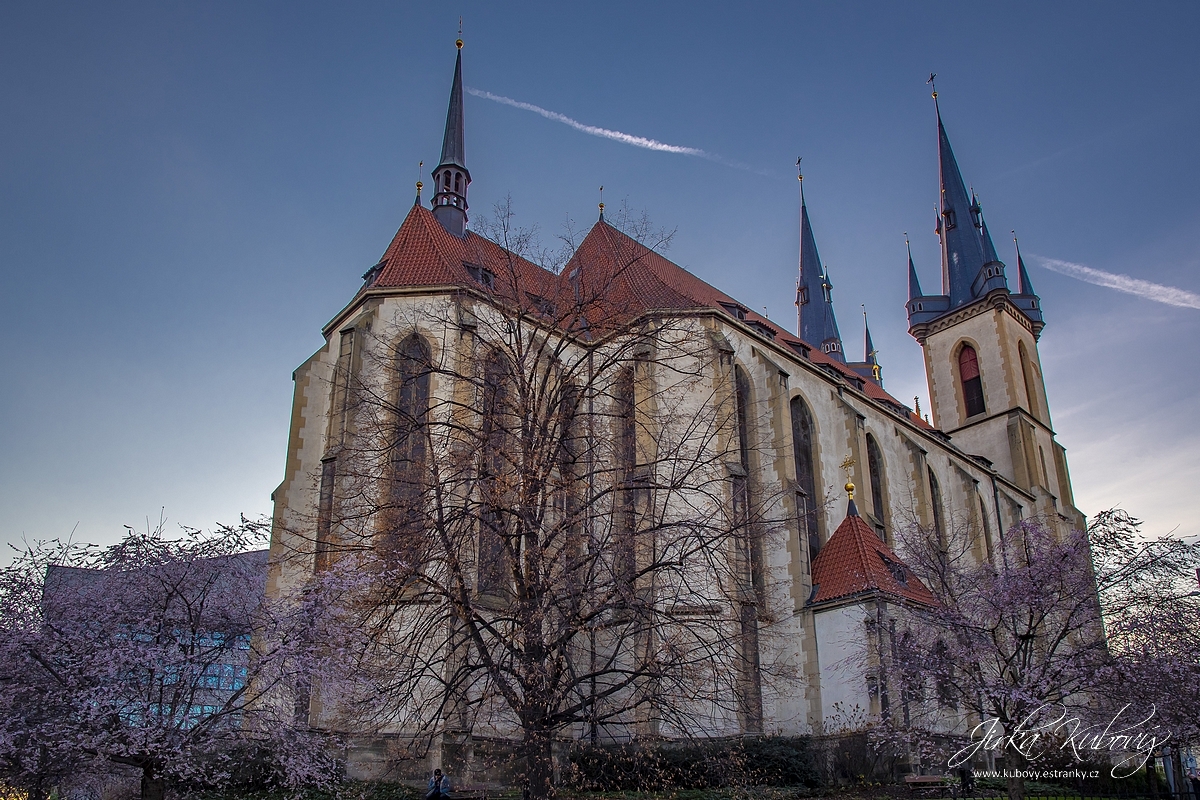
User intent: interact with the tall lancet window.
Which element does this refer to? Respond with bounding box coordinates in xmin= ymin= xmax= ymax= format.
xmin=928 ymin=467 xmax=945 ymax=542
xmin=866 ymin=434 xmax=887 ymax=541
xmin=958 ymin=345 xmax=986 ymax=418
xmin=614 ymin=367 xmax=638 ymax=588
xmin=478 ymin=351 xmax=512 ymax=594
xmin=790 ymin=396 xmax=820 ymax=571
xmin=385 ymin=333 xmax=431 ymax=562
xmin=732 ymin=367 xmax=753 ymax=527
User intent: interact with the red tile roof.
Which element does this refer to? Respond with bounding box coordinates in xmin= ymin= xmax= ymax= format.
xmin=364 ymin=207 xmax=934 ymax=429
xmin=809 ymin=505 xmax=938 ymax=608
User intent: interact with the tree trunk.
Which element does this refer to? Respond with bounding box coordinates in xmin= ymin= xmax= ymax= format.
xmin=1005 ymin=747 xmax=1026 ymax=800
xmin=521 ymin=723 xmax=555 ymax=800
xmin=141 ymin=764 xmax=166 ymax=800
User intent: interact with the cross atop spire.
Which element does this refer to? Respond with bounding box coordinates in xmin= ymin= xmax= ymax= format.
xmin=431 ymin=39 xmax=471 ymax=237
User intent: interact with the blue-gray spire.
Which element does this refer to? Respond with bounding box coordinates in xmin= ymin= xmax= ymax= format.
xmin=970 ymin=209 xmax=1009 ymax=297
xmin=907 ymin=238 xmax=923 ymax=300
xmin=980 ymin=213 xmax=999 ymax=264
xmin=906 ymin=235 xmax=949 ymax=333
xmin=936 ymin=100 xmax=989 ymax=307
xmin=1010 ymin=233 xmax=1044 ymax=329
xmin=431 ymin=41 xmax=471 ymax=237
xmin=863 ymin=310 xmax=882 ymax=384
xmin=796 ymin=183 xmax=845 ymax=362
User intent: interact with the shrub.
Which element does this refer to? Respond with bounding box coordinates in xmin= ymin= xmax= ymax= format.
xmin=567 ymin=737 xmax=821 ymax=790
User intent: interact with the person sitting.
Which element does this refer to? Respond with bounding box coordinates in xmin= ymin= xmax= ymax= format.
xmin=427 ymin=768 xmax=451 ymax=800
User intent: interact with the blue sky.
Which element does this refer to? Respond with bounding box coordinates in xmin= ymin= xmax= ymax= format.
xmin=2 ymin=1 xmax=1198 ymax=551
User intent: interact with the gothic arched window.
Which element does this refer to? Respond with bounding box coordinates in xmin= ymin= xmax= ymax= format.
xmin=1018 ymin=341 xmax=1039 ymax=420
xmin=958 ymin=344 xmax=986 ymax=418
xmin=478 ymin=351 xmax=512 ymax=594
xmin=614 ymin=367 xmax=637 ymax=586
xmin=866 ymin=434 xmax=887 ymax=541
xmin=386 ymin=334 xmax=431 ymax=559
xmin=790 ymin=395 xmax=820 ymax=570
xmin=733 ymin=367 xmax=752 ymax=526
xmin=928 ymin=467 xmax=945 ymax=541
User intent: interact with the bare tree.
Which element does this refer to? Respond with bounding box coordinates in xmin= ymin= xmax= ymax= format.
xmin=291 ymin=203 xmax=798 ymax=799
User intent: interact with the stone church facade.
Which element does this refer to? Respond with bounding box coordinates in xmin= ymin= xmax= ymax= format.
xmin=265 ymin=43 xmax=1085 ymax=779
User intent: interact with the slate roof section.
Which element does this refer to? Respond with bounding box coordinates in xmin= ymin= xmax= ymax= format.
xmin=809 ymin=505 xmax=938 ymax=608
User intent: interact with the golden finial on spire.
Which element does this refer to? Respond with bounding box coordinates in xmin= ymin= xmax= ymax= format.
xmin=796 ymin=156 xmax=803 ymax=183
xmin=839 ymin=456 xmax=857 ymax=501
xmin=457 ymin=17 xmax=463 ymax=49
xmin=598 ymin=186 xmax=605 ymax=219
xmin=927 ymin=72 xmax=937 ymax=99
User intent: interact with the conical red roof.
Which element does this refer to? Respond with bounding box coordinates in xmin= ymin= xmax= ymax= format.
xmin=809 ymin=504 xmax=938 ymax=608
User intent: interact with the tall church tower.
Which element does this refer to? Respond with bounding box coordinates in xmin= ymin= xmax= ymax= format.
xmin=906 ymin=89 xmax=1082 ymax=528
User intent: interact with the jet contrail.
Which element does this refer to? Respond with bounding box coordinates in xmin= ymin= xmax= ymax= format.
xmin=467 ymin=87 xmax=769 ymax=175
xmin=1034 ymin=256 xmax=1200 ymax=310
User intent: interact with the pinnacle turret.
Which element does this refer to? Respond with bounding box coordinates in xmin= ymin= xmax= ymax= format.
xmin=1010 ymin=233 xmax=1044 ymax=330
xmin=431 ymin=40 xmax=471 ymax=237
xmin=795 ymin=179 xmax=845 ymax=362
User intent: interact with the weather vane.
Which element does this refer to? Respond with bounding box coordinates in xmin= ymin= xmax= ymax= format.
xmin=927 ymin=72 xmax=937 ymax=99
xmin=796 ymin=156 xmax=803 ymax=182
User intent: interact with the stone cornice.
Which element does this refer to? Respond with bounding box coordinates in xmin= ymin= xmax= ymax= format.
xmin=910 ymin=291 xmax=1041 ymax=344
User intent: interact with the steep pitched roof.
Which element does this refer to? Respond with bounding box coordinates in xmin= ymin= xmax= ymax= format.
xmin=809 ymin=504 xmax=937 ymax=608
xmin=370 ymin=204 xmax=561 ymax=304
xmin=364 ymin=212 xmax=935 ymax=431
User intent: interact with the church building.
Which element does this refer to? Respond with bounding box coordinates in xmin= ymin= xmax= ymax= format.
xmin=265 ymin=42 xmax=1085 ymax=780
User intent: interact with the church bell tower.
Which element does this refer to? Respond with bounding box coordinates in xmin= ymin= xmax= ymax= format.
xmin=906 ymin=86 xmax=1081 ymax=528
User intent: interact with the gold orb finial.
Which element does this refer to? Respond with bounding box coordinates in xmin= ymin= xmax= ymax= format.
xmin=845 ymin=481 xmax=855 ymax=499
xmin=456 ymin=38 xmax=463 ymax=50
xmin=416 ymin=180 xmax=423 ymax=190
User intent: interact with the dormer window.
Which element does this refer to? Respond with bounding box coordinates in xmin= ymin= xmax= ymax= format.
xmin=464 ymin=263 xmax=494 ymax=290
xmin=748 ymin=320 xmax=776 ymax=340
xmin=942 ymin=209 xmax=957 ymax=230
xmin=526 ymin=293 xmax=556 ymax=317
xmin=720 ymin=302 xmax=747 ymax=321
xmin=797 ymin=287 xmax=809 ymax=306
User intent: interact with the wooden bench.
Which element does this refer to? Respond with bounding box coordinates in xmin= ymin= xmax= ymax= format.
xmin=904 ymin=775 xmax=950 ymax=796
xmin=445 ymin=788 xmax=488 ymax=800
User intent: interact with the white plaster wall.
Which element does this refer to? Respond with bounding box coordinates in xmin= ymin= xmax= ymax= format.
xmin=266 ymin=288 xmax=1059 ymax=742
xmin=813 ymin=604 xmax=869 ymax=729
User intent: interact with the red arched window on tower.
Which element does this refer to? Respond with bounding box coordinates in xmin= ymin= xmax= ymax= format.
xmin=959 ymin=345 xmax=986 ymax=418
